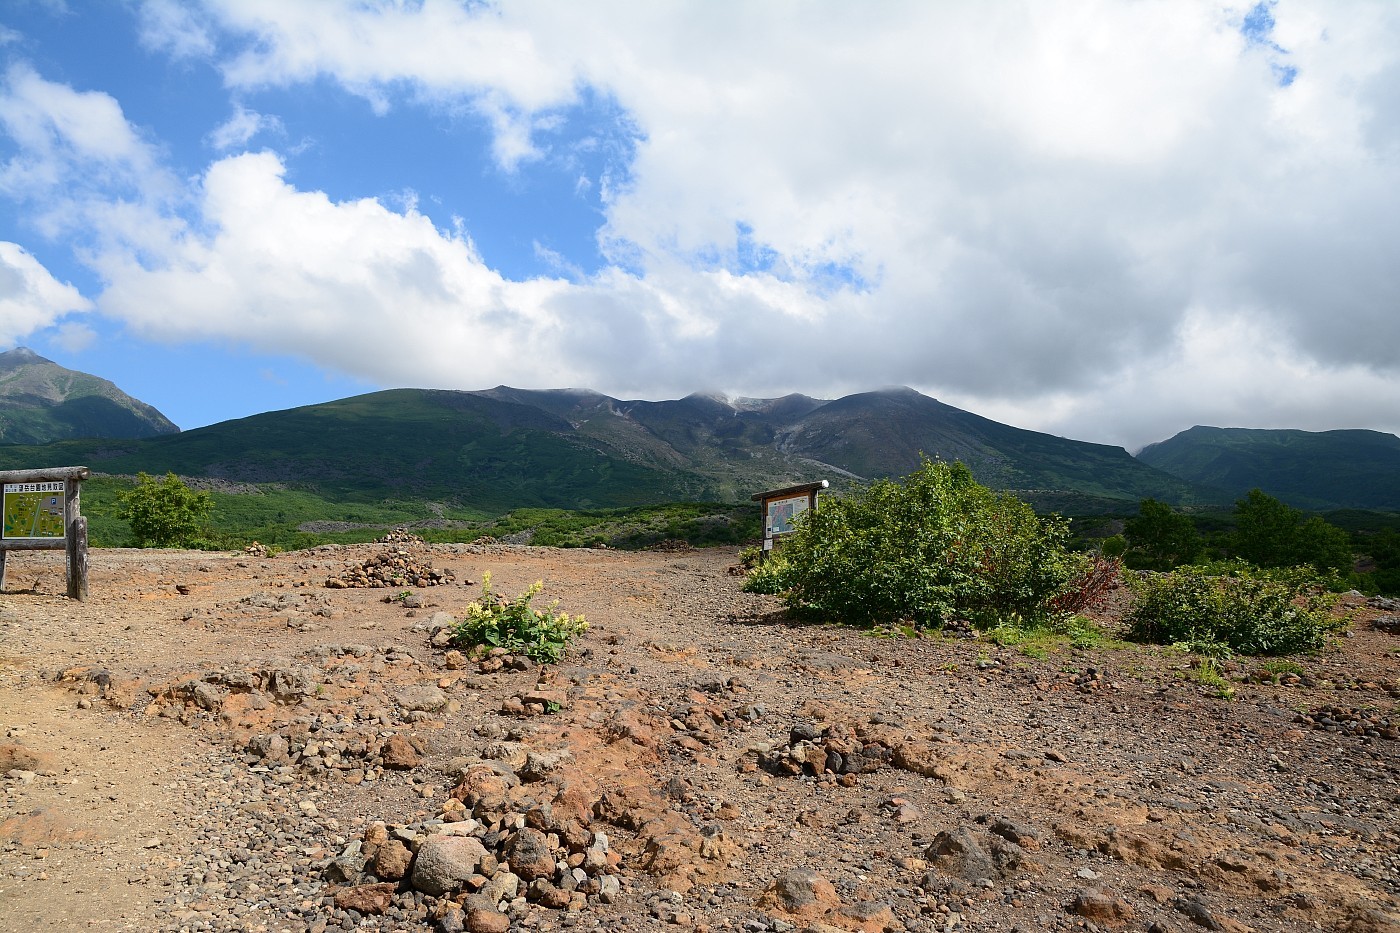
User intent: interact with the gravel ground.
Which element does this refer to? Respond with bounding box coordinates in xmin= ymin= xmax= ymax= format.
xmin=1 ymin=541 xmax=1397 ymax=933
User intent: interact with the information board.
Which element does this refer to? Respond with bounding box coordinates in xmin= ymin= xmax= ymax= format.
xmin=2 ymin=481 xmax=66 ymax=540
xmin=765 ymin=493 xmax=811 ymax=537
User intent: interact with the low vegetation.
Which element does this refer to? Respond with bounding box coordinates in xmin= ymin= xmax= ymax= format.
xmin=451 ymin=574 xmax=587 ymax=664
xmin=1124 ymin=564 xmax=1345 ymax=657
xmin=743 ymin=459 xmax=1089 ymax=630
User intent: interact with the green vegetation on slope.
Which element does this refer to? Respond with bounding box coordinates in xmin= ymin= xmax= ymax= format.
xmin=1137 ymin=425 xmax=1400 ymax=510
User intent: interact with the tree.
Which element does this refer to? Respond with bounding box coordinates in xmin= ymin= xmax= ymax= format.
xmin=1232 ymin=489 xmax=1300 ymax=566
xmin=1232 ymin=489 xmax=1351 ymax=572
xmin=117 ymin=472 xmax=214 ymax=547
xmin=1123 ymin=498 xmax=1201 ymax=569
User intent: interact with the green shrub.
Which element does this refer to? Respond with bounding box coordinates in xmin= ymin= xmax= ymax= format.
xmin=743 ymin=459 xmax=1086 ymax=629
xmin=1124 ymin=564 xmax=1344 ymax=656
xmin=451 ymin=573 xmax=587 ymax=664
xmin=117 ymin=472 xmax=214 ymax=548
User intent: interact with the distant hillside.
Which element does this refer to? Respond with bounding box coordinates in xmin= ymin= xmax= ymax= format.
xmin=0 ymin=385 xmax=1217 ymax=514
xmin=0 ymin=347 xmax=179 ymax=444
xmin=1136 ymin=426 xmax=1400 ymax=510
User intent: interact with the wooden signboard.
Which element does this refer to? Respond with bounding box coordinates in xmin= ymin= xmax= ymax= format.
xmin=0 ymin=466 xmax=90 ymax=600
xmin=752 ymin=480 xmax=828 ymax=555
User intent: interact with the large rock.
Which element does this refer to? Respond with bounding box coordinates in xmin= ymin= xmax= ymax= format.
xmin=373 ymin=839 xmax=413 ymax=880
xmin=1070 ymin=888 xmax=1135 ymax=927
xmin=0 ymin=743 xmax=42 ymax=774
xmin=381 ymin=735 xmax=421 ymax=770
xmin=397 ymin=684 xmax=449 ymax=712
xmin=410 ymin=834 xmax=487 ymax=896
xmin=925 ymin=827 xmax=996 ymax=883
xmin=507 ymin=827 xmax=556 ymax=881
xmin=757 ymin=868 xmax=841 ymax=920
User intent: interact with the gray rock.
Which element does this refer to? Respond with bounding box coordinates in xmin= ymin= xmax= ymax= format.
xmin=397 ymin=685 xmax=449 ymax=713
xmin=925 ymin=827 xmax=996 ymax=882
xmin=411 ymin=834 xmax=488 ymax=896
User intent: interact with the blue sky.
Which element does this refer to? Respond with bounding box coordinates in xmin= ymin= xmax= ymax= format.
xmin=1 ymin=1 xmax=1398 ymax=451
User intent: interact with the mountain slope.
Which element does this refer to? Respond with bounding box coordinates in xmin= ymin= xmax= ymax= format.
xmin=0 ymin=347 xmax=179 ymax=444
xmin=1136 ymin=426 xmax=1400 ymax=510
xmin=0 ymin=385 xmax=1221 ymax=514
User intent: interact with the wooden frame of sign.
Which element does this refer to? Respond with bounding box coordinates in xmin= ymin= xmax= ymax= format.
xmin=0 ymin=466 xmax=90 ymax=600
xmin=751 ymin=479 xmax=828 ymax=558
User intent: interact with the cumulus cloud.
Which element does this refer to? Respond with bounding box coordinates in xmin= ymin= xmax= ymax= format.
xmin=0 ymin=241 xmax=91 ymax=345
xmin=25 ymin=3 xmax=1400 ymax=447
xmin=95 ymin=152 xmax=576 ymax=387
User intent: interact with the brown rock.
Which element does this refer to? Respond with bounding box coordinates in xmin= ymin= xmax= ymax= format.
xmin=333 ymin=882 xmax=398 ymax=915
xmin=1071 ymin=888 xmax=1135 ymax=927
xmin=757 ymin=867 xmax=841 ymax=920
xmin=381 ymin=735 xmax=421 ymax=770
xmin=0 ymin=743 xmax=42 ymax=775
xmin=507 ymin=827 xmax=557 ymax=881
xmin=466 ymin=906 xmax=511 ymax=933
xmin=373 ymin=839 xmax=413 ymax=880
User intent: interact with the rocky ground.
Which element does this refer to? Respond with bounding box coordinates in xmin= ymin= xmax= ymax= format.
xmin=1 ymin=540 xmax=1398 ymax=933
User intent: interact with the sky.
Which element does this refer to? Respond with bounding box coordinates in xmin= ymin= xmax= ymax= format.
xmin=0 ymin=1 xmax=1398 ymax=453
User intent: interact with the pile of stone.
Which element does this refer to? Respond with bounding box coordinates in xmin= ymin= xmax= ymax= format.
xmin=243 ymin=540 xmax=270 ymax=557
xmin=1296 ymin=705 xmax=1399 ymax=741
xmin=662 ymin=678 xmax=765 ymax=754
xmin=325 ymin=549 xmax=455 ymax=589
xmin=378 ymin=528 xmax=426 ymax=546
xmin=755 ymin=720 xmax=896 ymax=781
xmin=325 ymin=758 xmax=628 ymax=926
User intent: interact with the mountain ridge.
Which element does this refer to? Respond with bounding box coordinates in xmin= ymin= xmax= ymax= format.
xmin=0 ymin=383 xmax=1219 ymax=514
xmin=0 ymin=347 xmax=180 ymax=445
xmin=1136 ymin=424 xmax=1400 ymax=510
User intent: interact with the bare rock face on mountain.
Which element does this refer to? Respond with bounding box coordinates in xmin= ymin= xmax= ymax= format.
xmin=0 ymin=346 xmax=179 ymax=444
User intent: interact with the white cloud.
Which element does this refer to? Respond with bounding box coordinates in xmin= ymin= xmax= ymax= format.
xmin=12 ymin=3 xmax=1400 ymax=449
xmin=95 ymin=152 xmax=577 ymax=387
xmin=0 ymin=241 xmax=91 ymax=345
xmin=206 ymin=103 xmax=283 ymax=151
xmin=137 ymin=0 xmax=215 ymax=59
xmin=50 ymin=320 xmax=96 ymax=352
xmin=0 ymin=63 xmax=176 ymax=244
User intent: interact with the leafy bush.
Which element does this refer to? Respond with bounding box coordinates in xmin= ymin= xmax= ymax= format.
xmin=117 ymin=472 xmax=214 ymax=547
xmin=1124 ymin=564 xmax=1344 ymax=656
xmin=451 ymin=574 xmax=587 ymax=664
xmin=743 ymin=459 xmax=1086 ymax=629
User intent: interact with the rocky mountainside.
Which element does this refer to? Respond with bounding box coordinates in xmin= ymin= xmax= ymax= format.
xmin=0 ymin=347 xmax=180 ymax=444
xmin=1137 ymin=425 xmax=1400 ymax=510
xmin=0 ymin=385 xmax=1214 ymax=514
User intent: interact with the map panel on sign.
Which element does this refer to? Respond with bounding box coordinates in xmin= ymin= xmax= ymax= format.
xmin=765 ymin=494 xmax=810 ymax=537
xmin=2 ymin=483 xmax=66 ymax=539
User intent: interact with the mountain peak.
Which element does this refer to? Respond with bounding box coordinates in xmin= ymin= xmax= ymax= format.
xmin=0 ymin=350 xmax=180 ymax=444
xmin=0 ymin=346 xmax=48 ymax=369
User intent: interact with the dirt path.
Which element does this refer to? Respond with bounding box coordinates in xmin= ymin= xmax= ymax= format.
xmin=1 ymin=542 xmax=1398 ymax=933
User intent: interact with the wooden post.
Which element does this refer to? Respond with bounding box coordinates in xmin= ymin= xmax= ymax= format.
xmin=67 ymin=515 xmax=88 ymax=601
xmin=0 ymin=549 xmax=6 ymax=592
